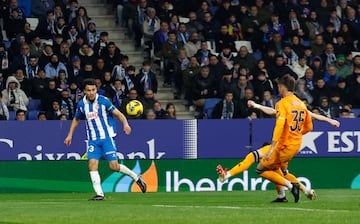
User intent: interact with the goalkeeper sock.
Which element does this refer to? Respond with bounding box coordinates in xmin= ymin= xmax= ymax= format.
xmin=89 ymin=171 xmax=104 ymax=196
xmin=119 ymin=164 xmax=138 ymax=181
xmin=229 ymin=152 xmax=256 ymax=177
xmin=276 ymin=185 xmax=286 ymax=198
xmin=284 ymin=173 xmax=304 ymax=192
xmin=260 ymin=170 xmax=292 ymax=188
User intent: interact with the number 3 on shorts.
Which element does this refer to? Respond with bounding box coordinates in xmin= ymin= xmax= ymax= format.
xmin=88 ymin=145 xmax=95 ymax=153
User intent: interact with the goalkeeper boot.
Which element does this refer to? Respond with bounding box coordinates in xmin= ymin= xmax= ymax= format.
xmin=271 ymin=197 xmax=288 ymax=203
xmin=291 ymin=183 xmax=300 ymax=203
xmin=216 ymin=164 xmax=228 ymax=183
xmin=89 ymin=195 xmax=105 ymax=201
xmin=136 ymin=175 xmax=147 ymax=193
xmin=305 ymin=189 xmax=317 ymax=200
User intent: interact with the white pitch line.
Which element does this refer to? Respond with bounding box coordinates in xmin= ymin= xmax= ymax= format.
xmin=152 ymin=205 xmax=351 ymax=213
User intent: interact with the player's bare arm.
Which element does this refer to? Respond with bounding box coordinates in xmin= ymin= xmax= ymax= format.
xmin=248 ymin=100 xmax=341 ymax=128
xmin=112 ymin=108 xmax=131 ymax=135
xmin=64 ymin=118 xmax=80 ymax=146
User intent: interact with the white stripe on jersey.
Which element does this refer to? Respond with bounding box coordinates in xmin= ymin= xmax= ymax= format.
xmin=84 ymin=102 xmax=97 ymax=140
xmin=101 ymin=104 xmax=116 ymax=138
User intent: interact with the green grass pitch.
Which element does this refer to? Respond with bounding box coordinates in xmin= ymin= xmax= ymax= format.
xmin=0 ymin=190 xmax=359 ymax=224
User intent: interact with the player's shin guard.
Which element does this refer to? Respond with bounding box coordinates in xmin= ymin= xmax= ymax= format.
xmin=229 ymin=151 xmax=258 ymax=176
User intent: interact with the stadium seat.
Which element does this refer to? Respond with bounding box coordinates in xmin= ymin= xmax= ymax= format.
xmin=352 ymin=108 xmax=360 ymax=117
xmin=235 ymin=41 xmax=253 ymax=53
xmin=8 ymin=111 xmax=16 ymax=120
xmin=27 ymin=99 xmax=41 ymax=110
xmin=26 ymin=18 xmax=39 ymax=31
xmin=203 ymin=98 xmax=222 ymax=119
xmin=27 ymin=110 xmax=40 ymax=120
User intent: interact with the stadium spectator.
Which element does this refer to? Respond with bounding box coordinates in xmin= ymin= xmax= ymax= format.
xmin=208 ymin=54 xmax=226 ymax=83
xmin=215 ymin=24 xmax=235 ymax=53
xmin=183 ymin=56 xmax=201 ymax=107
xmin=1 ymin=76 xmax=29 ymax=112
xmin=40 ymin=79 xmax=61 ymax=111
xmin=93 ymin=32 xmax=109 ymax=57
xmin=201 ymin=12 xmax=220 ymax=42
xmin=234 ymin=46 xmax=258 ymax=76
xmin=64 ymin=25 xmax=79 ymax=46
xmin=186 ymin=12 xmax=204 ymax=38
xmin=59 ymin=89 xmax=75 ymax=120
xmin=165 ymin=102 xmax=176 ymax=119
xmin=31 ymin=0 xmax=55 ymax=18
xmin=212 ymin=89 xmax=246 ymax=119
xmin=35 ymin=10 xmax=56 ymax=39
xmin=39 ymin=44 xmax=54 ymax=67
xmin=71 ymin=6 xmax=91 ymax=34
xmin=78 ymin=43 xmax=96 ymax=67
xmin=177 ymin=22 xmax=190 ymax=47
xmin=65 ymin=0 xmax=79 ymax=24
xmin=159 ymin=30 xmax=182 ymax=87
xmin=135 ymin=61 xmax=157 ymax=97
xmin=85 ymin=20 xmax=100 ymax=48
xmin=173 ymin=48 xmax=189 ymax=99
xmin=15 ymin=109 xmax=26 ymax=120
xmin=0 ymin=91 xmax=9 ymax=120
xmin=37 ymin=111 xmax=47 ymax=120
xmin=227 ymin=14 xmax=244 ymax=41
xmin=183 ymin=31 xmax=200 ymax=58
xmin=100 ymin=42 xmax=123 ymax=71
xmin=31 ymin=68 xmax=49 ymax=99
xmin=145 ymin=108 xmax=156 ymax=120
xmin=14 ymin=67 xmax=32 ymax=97
xmin=133 ymin=0 xmax=148 ymax=48
xmin=153 ymin=100 xmax=166 ymax=119
xmin=6 ymin=8 xmax=26 ymax=40
xmin=305 ymin=11 xmax=324 ymax=41
xmin=44 ymin=53 xmax=68 ymax=79
xmin=153 ymin=20 xmax=169 ymax=55
xmin=192 ymin=65 xmax=217 ymax=115
xmin=45 ymin=100 xmax=62 ymax=120
xmin=111 ymin=79 xmax=126 ymax=109
xmin=0 ymin=43 xmax=12 ymax=77
xmin=232 ymin=74 xmax=253 ymax=101
xmin=194 ymin=40 xmax=213 ymax=66
xmin=214 ymin=0 xmax=235 ymax=25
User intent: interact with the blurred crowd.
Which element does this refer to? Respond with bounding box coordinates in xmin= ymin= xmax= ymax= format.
xmin=0 ymin=0 xmax=360 ymax=121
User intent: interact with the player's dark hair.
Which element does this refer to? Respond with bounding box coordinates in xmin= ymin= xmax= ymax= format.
xmin=83 ymin=78 xmax=97 ymax=89
xmin=278 ymin=74 xmax=296 ymax=92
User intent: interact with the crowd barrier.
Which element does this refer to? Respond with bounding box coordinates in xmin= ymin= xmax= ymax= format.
xmin=0 ymin=119 xmax=359 ymax=160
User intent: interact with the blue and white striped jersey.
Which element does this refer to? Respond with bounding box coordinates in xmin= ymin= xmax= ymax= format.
xmin=75 ymin=94 xmax=117 ymax=140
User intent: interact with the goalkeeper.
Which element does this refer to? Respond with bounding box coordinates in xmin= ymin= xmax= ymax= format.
xmin=217 ymin=100 xmax=340 ymax=202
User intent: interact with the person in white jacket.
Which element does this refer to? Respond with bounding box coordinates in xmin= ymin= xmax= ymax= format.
xmin=1 ymin=76 xmax=29 ymax=112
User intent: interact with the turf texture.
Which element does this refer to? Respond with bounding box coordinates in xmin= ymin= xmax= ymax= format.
xmin=0 ymin=189 xmax=359 ymax=224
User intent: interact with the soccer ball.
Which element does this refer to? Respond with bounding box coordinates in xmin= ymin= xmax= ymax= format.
xmin=126 ymin=100 xmax=144 ymax=117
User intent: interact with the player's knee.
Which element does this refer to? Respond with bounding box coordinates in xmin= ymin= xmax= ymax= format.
xmin=109 ymin=162 xmax=120 ymax=171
